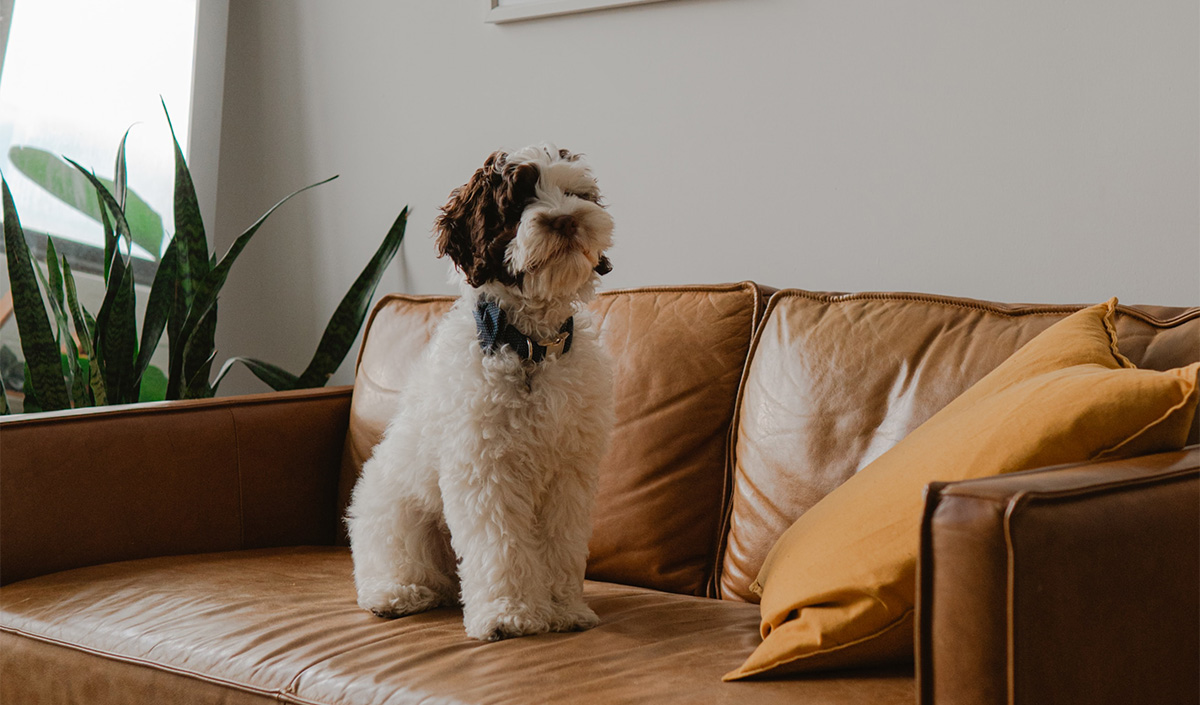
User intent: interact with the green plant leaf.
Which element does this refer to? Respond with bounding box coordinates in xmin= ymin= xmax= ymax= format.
xmin=114 ymin=127 xmax=131 ymax=212
xmin=8 ymin=146 xmax=164 ymax=258
xmin=138 ymin=364 xmax=168 ymax=403
xmin=182 ymin=348 xmax=217 ymax=399
xmin=296 ymin=207 xmax=408 ymax=388
xmin=163 ymin=99 xmax=208 ymax=306
xmin=31 ymin=253 xmax=79 ymax=408
xmin=134 ymin=236 xmax=178 ymax=383
xmin=22 ymin=363 xmax=42 ymax=413
xmin=63 ymin=257 xmax=106 ymax=406
xmin=180 ymin=301 xmax=217 ymax=398
xmin=98 ymin=188 xmax=117 ymax=282
xmin=45 ymin=237 xmax=64 ymax=310
xmin=3 ymin=176 xmax=70 ymax=411
xmin=63 ymin=158 xmax=136 ymax=254
xmin=91 ymin=191 xmax=130 ymax=389
xmin=110 ymin=262 xmax=139 ymax=403
xmin=93 ymin=235 xmax=138 ymax=404
xmin=178 ymin=174 xmax=338 ymax=357
xmin=165 ymin=238 xmax=189 ymax=400
xmin=213 ymin=356 xmax=299 ymax=393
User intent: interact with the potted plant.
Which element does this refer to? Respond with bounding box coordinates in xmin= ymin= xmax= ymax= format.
xmin=1 ymin=103 xmax=406 ymax=413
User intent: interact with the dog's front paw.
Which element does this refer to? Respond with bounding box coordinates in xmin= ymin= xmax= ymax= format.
xmin=549 ymin=602 xmax=599 ymax=633
xmin=358 ymin=583 xmax=447 ymax=619
xmin=464 ymin=602 xmax=552 ymax=641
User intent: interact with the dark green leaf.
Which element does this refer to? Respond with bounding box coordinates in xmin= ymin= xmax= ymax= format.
xmin=297 ymin=207 xmax=407 ymax=388
xmin=3 ymin=176 xmax=70 ymax=410
xmin=214 ymin=356 xmax=299 ymax=393
xmin=32 ymin=259 xmax=78 ymax=407
xmin=182 ymin=348 xmax=217 ymax=399
xmin=114 ymin=127 xmax=131 ymax=212
xmin=163 ymin=99 xmax=208 ymax=306
xmin=165 ymin=242 xmax=188 ymax=400
xmin=179 ymin=174 xmax=338 ymax=353
xmin=45 ymin=237 xmax=64 ymax=311
xmin=98 ymin=259 xmax=138 ymax=404
xmin=63 ymin=258 xmax=105 ymax=406
xmin=99 ymin=190 xmax=116 ymax=282
xmin=181 ymin=302 xmax=217 ymax=399
xmin=63 ymin=158 xmax=133 ymax=252
xmin=22 ymin=364 xmax=42 ymax=413
xmin=135 ymin=236 xmax=178 ymax=381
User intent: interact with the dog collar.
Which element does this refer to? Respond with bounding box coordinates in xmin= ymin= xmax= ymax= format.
xmin=474 ymin=299 xmax=573 ymax=362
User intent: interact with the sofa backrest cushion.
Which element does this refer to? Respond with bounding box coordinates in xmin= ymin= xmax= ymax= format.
xmin=718 ymin=290 xmax=1200 ymax=601
xmin=339 ymin=283 xmax=767 ymax=596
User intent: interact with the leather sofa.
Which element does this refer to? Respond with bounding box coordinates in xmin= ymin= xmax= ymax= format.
xmin=2 ymin=282 xmax=1196 ymax=705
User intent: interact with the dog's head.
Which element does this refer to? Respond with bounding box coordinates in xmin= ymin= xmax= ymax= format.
xmin=434 ymin=145 xmax=613 ymax=301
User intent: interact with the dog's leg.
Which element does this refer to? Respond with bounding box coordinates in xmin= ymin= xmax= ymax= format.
xmin=539 ymin=464 xmax=601 ymax=633
xmin=440 ymin=461 xmax=554 ymax=641
xmin=347 ymin=442 xmax=458 ymax=618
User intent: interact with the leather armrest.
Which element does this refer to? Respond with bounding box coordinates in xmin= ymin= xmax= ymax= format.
xmin=0 ymin=387 xmax=352 ymax=586
xmin=917 ymin=446 xmax=1199 ymax=705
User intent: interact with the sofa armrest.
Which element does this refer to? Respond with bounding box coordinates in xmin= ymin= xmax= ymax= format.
xmin=917 ymin=446 xmax=1199 ymax=705
xmin=0 ymin=387 xmax=352 ymax=586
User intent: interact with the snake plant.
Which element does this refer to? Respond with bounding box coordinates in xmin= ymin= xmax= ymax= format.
xmin=2 ymin=102 xmax=407 ymax=413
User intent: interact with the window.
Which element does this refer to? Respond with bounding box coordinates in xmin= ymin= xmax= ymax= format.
xmin=0 ymin=0 xmax=199 ymax=274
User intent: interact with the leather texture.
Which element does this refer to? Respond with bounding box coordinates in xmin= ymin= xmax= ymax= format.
xmin=0 ymin=548 xmax=914 ymax=705
xmin=918 ymin=446 xmax=1200 ymax=705
xmin=0 ymin=387 xmax=352 ymax=587
xmin=339 ymin=284 xmax=766 ymax=596
xmin=719 ymin=291 xmax=1200 ymax=601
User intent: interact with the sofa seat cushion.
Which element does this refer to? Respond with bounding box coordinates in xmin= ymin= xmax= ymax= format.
xmin=0 ymin=547 xmax=913 ymax=705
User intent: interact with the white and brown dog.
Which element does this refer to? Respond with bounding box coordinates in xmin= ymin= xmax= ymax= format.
xmin=347 ymin=145 xmax=615 ymax=641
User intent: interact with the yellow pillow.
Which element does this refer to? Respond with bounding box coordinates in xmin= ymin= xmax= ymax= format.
xmin=724 ymin=299 xmax=1200 ymax=680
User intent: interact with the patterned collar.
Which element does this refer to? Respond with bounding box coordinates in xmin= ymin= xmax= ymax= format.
xmin=474 ymin=298 xmax=573 ymax=362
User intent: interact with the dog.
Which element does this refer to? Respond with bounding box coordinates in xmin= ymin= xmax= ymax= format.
xmin=346 ymin=145 xmax=616 ymax=641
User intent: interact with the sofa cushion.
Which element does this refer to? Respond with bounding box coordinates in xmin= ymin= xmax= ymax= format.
xmin=723 ymin=299 xmax=1200 ymax=679
xmin=719 ymin=291 xmax=1200 ymax=601
xmin=339 ymin=284 xmax=767 ymax=596
xmin=0 ymin=547 xmax=914 ymax=705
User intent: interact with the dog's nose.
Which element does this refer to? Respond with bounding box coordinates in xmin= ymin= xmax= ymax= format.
xmin=551 ymin=215 xmax=578 ymax=238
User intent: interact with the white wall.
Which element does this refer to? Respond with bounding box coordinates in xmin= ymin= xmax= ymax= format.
xmin=211 ymin=0 xmax=1199 ymax=393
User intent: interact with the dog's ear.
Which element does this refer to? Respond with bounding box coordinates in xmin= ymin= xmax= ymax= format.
xmin=594 ymin=255 xmax=612 ymax=276
xmin=435 ymin=151 xmax=523 ymax=288
xmin=499 ymin=161 xmax=539 ymax=220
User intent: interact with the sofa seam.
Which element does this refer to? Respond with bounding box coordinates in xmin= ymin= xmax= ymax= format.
xmin=711 ymin=289 xmax=786 ymax=601
xmin=768 ymin=289 xmax=1199 ymax=327
xmin=0 ymin=386 xmax=354 ymax=429
xmin=230 ymin=406 xmax=247 ymax=549
xmin=710 ymin=284 xmax=770 ymax=600
xmin=941 ymin=465 xmax=1198 ymax=504
xmin=0 ymin=624 xmax=319 ymax=704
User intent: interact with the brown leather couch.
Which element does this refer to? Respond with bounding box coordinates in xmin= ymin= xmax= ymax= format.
xmin=2 ymin=283 xmax=1197 ymax=705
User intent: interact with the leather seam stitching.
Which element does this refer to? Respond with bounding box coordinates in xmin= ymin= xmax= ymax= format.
xmin=768 ymin=289 xmax=1198 ymax=327
xmin=0 ymin=625 xmax=315 ymax=703
xmin=943 ymin=465 xmax=1198 ymax=503
xmin=230 ymin=407 xmax=246 ymax=549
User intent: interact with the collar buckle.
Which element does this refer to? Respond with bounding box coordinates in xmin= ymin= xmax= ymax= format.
xmin=537 ymin=332 xmax=571 ymax=358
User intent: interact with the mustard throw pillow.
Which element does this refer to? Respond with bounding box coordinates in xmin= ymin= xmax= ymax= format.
xmin=724 ymin=299 xmax=1200 ymax=680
